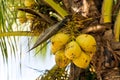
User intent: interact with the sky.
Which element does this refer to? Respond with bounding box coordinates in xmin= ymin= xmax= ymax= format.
xmin=0 ymin=36 xmax=55 ymax=80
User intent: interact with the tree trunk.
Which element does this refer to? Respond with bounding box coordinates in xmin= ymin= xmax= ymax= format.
xmin=68 ymin=0 xmax=120 ymax=80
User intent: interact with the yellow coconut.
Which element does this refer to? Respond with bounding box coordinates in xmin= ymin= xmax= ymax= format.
xmin=24 ymin=0 xmax=35 ymax=7
xmin=73 ymin=51 xmax=91 ymax=69
xmin=55 ymin=49 xmax=70 ymax=68
xmin=76 ymin=34 xmax=97 ymax=53
xmin=86 ymin=52 xmax=96 ymax=59
xmin=65 ymin=41 xmax=82 ymax=60
xmin=51 ymin=33 xmax=70 ymax=54
xmin=17 ymin=11 xmax=27 ymax=24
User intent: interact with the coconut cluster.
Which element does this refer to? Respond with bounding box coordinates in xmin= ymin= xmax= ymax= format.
xmin=50 ymin=33 xmax=96 ymax=69
xmin=17 ymin=0 xmax=36 ymax=24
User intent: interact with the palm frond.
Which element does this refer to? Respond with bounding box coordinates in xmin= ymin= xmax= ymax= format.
xmin=0 ymin=0 xmax=35 ymax=60
xmin=0 ymin=0 xmax=17 ymax=61
xmin=36 ymin=65 xmax=69 ymax=80
xmin=0 ymin=31 xmax=40 ymax=36
xmin=44 ymin=0 xmax=69 ymax=18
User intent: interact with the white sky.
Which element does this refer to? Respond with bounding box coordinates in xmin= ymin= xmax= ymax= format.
xmin=0 ymin=36 xmax=55 ymax=80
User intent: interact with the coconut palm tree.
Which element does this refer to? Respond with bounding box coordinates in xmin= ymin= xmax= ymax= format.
xmin=1 ymin=0 xmax=120 ymax=80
